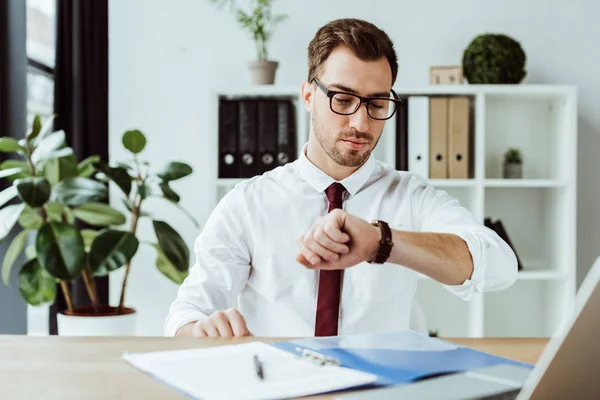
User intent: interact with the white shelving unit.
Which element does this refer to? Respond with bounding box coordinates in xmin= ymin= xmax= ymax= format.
xmin=210 ymin=84 xmax=577 ymax=338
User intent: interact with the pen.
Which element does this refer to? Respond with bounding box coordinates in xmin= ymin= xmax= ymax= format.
xmin=253 ymin=354 xmax=264 ymax=381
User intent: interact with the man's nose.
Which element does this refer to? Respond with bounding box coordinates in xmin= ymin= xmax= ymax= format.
xmin=348 ymin=103 xmax=370 ymax=133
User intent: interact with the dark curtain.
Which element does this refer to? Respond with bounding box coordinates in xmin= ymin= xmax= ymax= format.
xmin=0 ymin=0 xmax=28 ymax=334
xmin=49 ymin=0 xmax=110 ymax=335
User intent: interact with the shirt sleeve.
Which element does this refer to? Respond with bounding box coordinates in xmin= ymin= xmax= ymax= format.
xmin=164 ymin=190 xmax=251 ymax=336
xmin=410 ymin=175 xmax=518 ymax=301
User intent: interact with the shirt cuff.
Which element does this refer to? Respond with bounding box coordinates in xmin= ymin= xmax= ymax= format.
xmin=441 ymin=231 xmax=486 ymax=301
xmin=164 ymin=312 xmax=208 ymax=337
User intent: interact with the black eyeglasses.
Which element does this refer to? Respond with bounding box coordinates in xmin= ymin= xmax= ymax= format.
xmin=310 ymin=77 xmax=401 ymax=120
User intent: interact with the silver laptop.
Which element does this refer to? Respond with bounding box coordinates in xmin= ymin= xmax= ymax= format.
xmin=336 ymin=257 xmax=600 ymax=400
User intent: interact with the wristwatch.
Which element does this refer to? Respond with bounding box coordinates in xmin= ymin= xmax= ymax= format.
xmin=367 ymin=220 xmax=394 ymax=264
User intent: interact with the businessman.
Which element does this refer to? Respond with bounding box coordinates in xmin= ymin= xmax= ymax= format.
xmin=165 ymin=18 xmax=518 ymax=337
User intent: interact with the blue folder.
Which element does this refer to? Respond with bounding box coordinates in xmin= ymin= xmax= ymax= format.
xmin=272 ymin=330 xmax=533 ymax=386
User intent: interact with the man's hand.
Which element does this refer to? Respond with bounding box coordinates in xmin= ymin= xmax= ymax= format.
xmin=296 ymin=209 xmax=381 ymax=270
xmin=175 ymin=309 xmax=252 ymax=337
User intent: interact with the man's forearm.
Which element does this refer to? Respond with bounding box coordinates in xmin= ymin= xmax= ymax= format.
xmin=386 ymin=230 xmax=474 ymax=285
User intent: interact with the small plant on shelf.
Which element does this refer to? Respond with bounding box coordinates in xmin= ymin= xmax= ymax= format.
xmin=503 ymin=148 xmax=523 ymax=179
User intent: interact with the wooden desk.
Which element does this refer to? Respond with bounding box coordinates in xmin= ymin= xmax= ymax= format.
xmin=0 ymin=336 xmax=548 ymax=400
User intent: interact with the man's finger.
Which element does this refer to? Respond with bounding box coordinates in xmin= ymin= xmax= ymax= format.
xmin=314 ymin=226 xmax=350 ymax=254
xmin=323 ymin=220 xmax=351 ymax=244
xmin=193 ymin=323 xmax=207 ymax=337
xmin=304 ymin=229 xmax=340 ymax=261
xmin=212 ymin=312 xmax=234 ymax=337
xmin=297 ymin=237 xmax=322 ymax=266
xmin=199 ymin=321 xmax=218 ymax=337
xmin=226 ymin=309 xmax=250 ymax=337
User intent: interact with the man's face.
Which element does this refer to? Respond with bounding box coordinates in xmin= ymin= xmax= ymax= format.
xmin=308 ymin=46 xmax=393 ymax=167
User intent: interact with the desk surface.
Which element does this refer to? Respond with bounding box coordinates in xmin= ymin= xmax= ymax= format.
xmin=0 ymin=336 xmax=548 ymax=399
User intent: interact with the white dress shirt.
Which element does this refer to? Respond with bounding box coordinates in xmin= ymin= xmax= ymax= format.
xmin=165 ymin=144 xmax=518 ymax=337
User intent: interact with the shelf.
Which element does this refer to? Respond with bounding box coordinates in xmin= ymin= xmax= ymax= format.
xmin=215 ymin=86 xmax=300 ymax=97
xmin=484 ymin=179 xmax=564 ymax=188
xmin=429 ymin=179 xmax=477 ymax=188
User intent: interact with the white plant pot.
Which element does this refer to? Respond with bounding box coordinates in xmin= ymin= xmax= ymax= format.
xmin=57 ymin=306 xmax=137 ymax=336
xmin=248 ymin=60 xmax=279 ymax=85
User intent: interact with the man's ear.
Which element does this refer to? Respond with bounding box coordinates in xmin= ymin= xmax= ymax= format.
xmin=301 ymin=80 xmax=313 ymax=112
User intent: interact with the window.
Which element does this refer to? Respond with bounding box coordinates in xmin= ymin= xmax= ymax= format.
xmin=26 ymin=0 xmax=56 ymax=127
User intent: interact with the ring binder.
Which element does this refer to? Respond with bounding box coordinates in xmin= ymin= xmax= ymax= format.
xmin=295 ymin=347 xmax=341 ymax=367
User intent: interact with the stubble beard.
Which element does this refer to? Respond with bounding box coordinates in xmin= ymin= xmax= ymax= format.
xmin=312 ymin=110 xmax=379 ymax=168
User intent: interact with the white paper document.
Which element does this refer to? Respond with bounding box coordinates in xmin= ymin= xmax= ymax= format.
xmin=123 ymin=341 xmax=377 ymax=400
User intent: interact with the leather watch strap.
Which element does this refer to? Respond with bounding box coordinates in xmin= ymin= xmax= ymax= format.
xmin=367 ymin=220 xmax=394 ymax=264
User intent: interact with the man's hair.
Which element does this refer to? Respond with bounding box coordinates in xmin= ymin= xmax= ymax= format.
xmin=307 ymin=18 xmax=398 ymax=86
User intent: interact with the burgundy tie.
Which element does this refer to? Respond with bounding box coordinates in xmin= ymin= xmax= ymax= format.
xmin=314 ymin=182 xmax=346 ymax=336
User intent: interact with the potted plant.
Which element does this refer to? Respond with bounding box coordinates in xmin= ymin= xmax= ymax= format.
xmin=462 ymin=33 xmax=527 ymax=84
xmin=209 ymin=0 xmax=288 ymax=85
xmin=503 ymin=148 xmax=523 ymax=179
xmin=0 ymin=115 xmax=198 ymax=336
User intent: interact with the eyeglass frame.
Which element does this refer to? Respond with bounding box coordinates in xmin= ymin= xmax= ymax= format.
xmin=309 ymin=76 xmax=402 ymax=121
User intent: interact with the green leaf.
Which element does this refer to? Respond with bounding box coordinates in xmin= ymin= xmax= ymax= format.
xmin=52 ymin=177 xmax=108 ymax=206
xmin=152 ymin=220 xmax=189 ymax=271
xmin=0 ymin=167 xmax=25 ymax=179
xmin=2 ymin=229 xmax=29 ymax=286
xmin=81 ymin=229 xmax=100 ymax=252
xmin=37 ymin=147 xmax=74 ymax=167
xmin=159 ymin=182 xmax=180 ymax=203
xmin=28 ymin=115 xmax=42 ymax=141
xmin=0 ymin=137 xmax=24 ymax=153
xmin=156 ymin=162 xmax=193 ymax=181
xmin=92 ymin=161 xmax=131 ymax=196
xmin=44 ymin=155 xmax=79 ymax=185
xmin=89 ymin=230 xmax=139 ymax=276
xmin=122 ymin=130 xmax=146 ymax=154
xmin=73 ymin=202 xmax=126 ymax=226
xmin=153 ymin=244 xmax=188 ymax=284
xmin=36 ymin=222 xmax=85 ymax=280
xmin=1 ymin=160 xmax=28 ymax=170
xmin=0 ymin=204 xmax=25 ymax=242
xmin=46 ymin=202 xmax=75 ymax=224
xmin=116 ymin=162 xmax=133 ymax=171
xmin=138 ymin=182 xmax=150 ymax=199
xmin=77 ymin=155 xmax=101 ymax=178
xmin=15 ymin=177 xmax=51 ymax=208
xmin=158 ymin=197 xmax=199 ymax=228
xmin=32 ymin=114 xmax=57 ymax=145
xmin=25 ymin=244 xmax=36 ymax=260
xmin=18 ymin=206 xmax=43 ymax=229
xmin=0 ymin=160 xmax=31 ymax=182
xmin=31 ymin=130 xmax=66 ymax=165
xmin=0 ymin=186 xmax=18 ymax=209
xmin=18 ymin=258 xmax=57 ymax=306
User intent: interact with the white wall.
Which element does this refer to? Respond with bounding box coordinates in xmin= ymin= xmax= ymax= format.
xmin=109 ymin=0 xmax=600 ymax=335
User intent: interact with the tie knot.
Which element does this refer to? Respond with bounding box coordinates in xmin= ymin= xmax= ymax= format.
xmin=325 ymin=182 xmax=346 ymax=206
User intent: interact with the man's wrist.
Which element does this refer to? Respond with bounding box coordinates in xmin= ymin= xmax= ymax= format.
xmin=367 ymin=223 xmax=382 ymax=262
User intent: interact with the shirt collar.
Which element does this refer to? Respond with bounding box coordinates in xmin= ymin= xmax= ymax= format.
xmin=295 ymin=142 xmax=377 ymax=196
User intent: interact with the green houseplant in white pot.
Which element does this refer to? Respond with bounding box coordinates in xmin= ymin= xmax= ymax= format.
xmin=0 ymin=115 xmax=198 ymax=336
xmin=209 ymin=0 xmax=288 ymax=85
xmin=503 ymin=148 xmax=523 ymax=179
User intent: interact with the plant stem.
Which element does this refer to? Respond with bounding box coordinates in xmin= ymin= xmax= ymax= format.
xmin=82 ymin=263 xmax=100 ymax=313
xmin=118 ymin=187 xmax=143 ymax=313
xmin=60 ymin=280 xmax=74 ymax=313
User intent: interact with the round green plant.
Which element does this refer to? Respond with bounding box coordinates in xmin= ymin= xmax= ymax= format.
xmin=462 ymin=34 xmax=526 ymax=84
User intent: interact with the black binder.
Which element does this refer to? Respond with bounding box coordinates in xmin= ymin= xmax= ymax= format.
xmin=395 ymin=97 xmax=409 ymax=171
xmin=218 ymin=99 xmax=238 ymax=179
xmin=276 ymin=100 xmax=297 ymax=166
xmin=485 ymin=217 xmax=524 ymax=271
xmin=257 ymin=99 xmax=278 ymax=174
xmin=238 ymin=99 xmax=259 ymax=178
